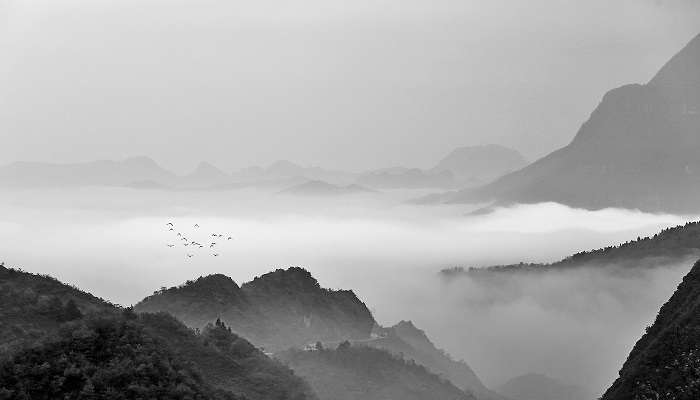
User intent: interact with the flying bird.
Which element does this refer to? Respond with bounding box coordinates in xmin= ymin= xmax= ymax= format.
xmin=177 ymin=233 xmax=181 ymax=236
xmin=194 ymin=224 xmax=199 ymax=227
xmin=187 ymin=254 xmax=193 ymax=258
xmin=167 ymin=223 xmax=173 ymax=226
xmin=169 ymin=228 xmax=173 ymax=231
xmin=183 ymin=243 xmax=189 ymax=246
xmin=212 ymin=234 xmax=217 ymax=237
xmin=213 ymin=254 xmax=219 ymax=257
xmin=167 ymin=244 xmax=174 ymax=247
xmin=228 ymin=237 xmax=232 ymax=240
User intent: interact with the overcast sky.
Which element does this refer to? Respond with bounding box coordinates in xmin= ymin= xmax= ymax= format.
xmin=1 ymin=0 xmax=699 ymax=174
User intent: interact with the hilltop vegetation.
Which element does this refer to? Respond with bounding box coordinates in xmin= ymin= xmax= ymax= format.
xmin=442 ymin=221 xmax=700 ymax=277
xmin=0 ymin=265 xmax=318 ymax=400
xmin=135 ymin=267 xmax=375 ymax=350
xmin=601 ymin=259 xmax=700 ymax=400
xmin=0 ymin=312 xmax=240 ymax=400
xmin=276 ymin=343 xmax=477 ymax=400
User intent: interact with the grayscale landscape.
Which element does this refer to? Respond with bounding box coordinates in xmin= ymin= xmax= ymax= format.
xmin=2 ymin=1 xmax=700 ymax=400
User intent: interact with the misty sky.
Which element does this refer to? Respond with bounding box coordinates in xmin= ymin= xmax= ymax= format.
xmin=1 ymin=0 xmax=700 ymax=174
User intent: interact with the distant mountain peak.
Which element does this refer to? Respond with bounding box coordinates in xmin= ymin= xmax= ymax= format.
xmin=189 ymin=161 xmax=228 ymax=177
xmin=430 ymin=144 xmax=527 ymax=183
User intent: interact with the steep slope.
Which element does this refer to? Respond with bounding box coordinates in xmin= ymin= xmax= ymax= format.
xmin=446 ymin=33 xmax=700 ymax=213
xmin=442 ymin=220 xmax=700 ymax=277
xmin=0 ymin=265 xmax=319 ymax=400
xmin=134 ymin=268 xmax=376 ymax=350
xmin=276 ymin=344 xmax=477 ymax=400
xmin=429 ymin=145 xmax=528 ymax=183
xmin=368 ymin=321 xmax=508 ymax=400
xmin=0 ymin=265 xmax=116 ymax=353
xmin=601 ymin=259 xmax=700 ymax=400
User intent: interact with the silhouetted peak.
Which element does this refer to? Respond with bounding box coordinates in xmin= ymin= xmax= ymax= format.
xmin=189 ymin=161 xmax=228 ymax=177
xmin=156 ymin=274 xmax=243 ymax=299
xmin=393 ymin=320 xmax=432 ymax=343
xmin=245 ymin=267 xmax=321 ymax=291
xmin=648 ymin=32 xmax=700 ymax=89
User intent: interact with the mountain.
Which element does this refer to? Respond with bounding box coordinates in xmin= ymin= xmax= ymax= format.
xmin=600 ymin=258 xmax=700 ymax=400
xmin=182 ymin=161 xmax=231 ymax=188
xmin=277 ymin=180 xmax=377 ymax=196
xmin=233 ymin=161 xmax=358 ymax=186
xmin=134 ymin=268 xmax=376 ymax=350
xmin=0 ymin=264 xmax=318 ymax=400
xmin=368 ymin=321 xmax=509 ymax=400
xmin=429 ymin=145 xmax=528 ymax=183
xmin=354 ymin=168 xmax=466 ymax=190
xmin=495 ymin=373 xmax=590 ymax=400
xmin=442 ymin=220 xmax=700 ymax=277
xmin=439 ymin=33 xmax=700 ymax=213
xmin=0 ymin=156 xmax=182 ymax=188
xmin=276 ymin=344 xmax=477 ymax=400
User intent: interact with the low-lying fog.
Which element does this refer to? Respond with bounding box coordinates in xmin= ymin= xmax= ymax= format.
xmin=0 ymin=186 xmax=695 ymax=396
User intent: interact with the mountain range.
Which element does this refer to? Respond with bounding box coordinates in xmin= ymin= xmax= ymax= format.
xmin=423 ymin=32 xmax=700 ymax=213
xmin=0 ymin=263 xmax=512 ymax=400
xmin=0 ymin=144 xmax=526 ymax=192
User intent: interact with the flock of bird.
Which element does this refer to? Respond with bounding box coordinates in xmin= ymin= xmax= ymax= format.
xmin=165 ymin=222 xmax=232 ymax=258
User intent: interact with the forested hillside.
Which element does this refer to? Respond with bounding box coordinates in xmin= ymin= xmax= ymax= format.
xmin=601 ymin=259 xmax=700 ymax=399
xmin=0 ymin=265 xmax=318 ymax=400
xmin=443 ymin=221 xmax=700 ymax=277
xmin=276 ymin=343 xmax=477 ymax=400
xmin=135 ymin=267 xmax=375 ymax=350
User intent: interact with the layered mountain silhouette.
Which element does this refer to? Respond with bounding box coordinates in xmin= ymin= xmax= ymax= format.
xmin=429 ymin=144 xmax=527 ymax=183
xmin=133 ymin=268 xmax=504 ymax=400
xmin=431 ymin=33 xmax=700 ymax=213
xmin=600 ymin=258 xmax=700 ymax=399
xmin=1 ymin=263 xmax=506 ymax=400
xmin=134 ymin=268 xmax=376 ymax=350
xmin=0 ymin=144 xmax=526 ymax=192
